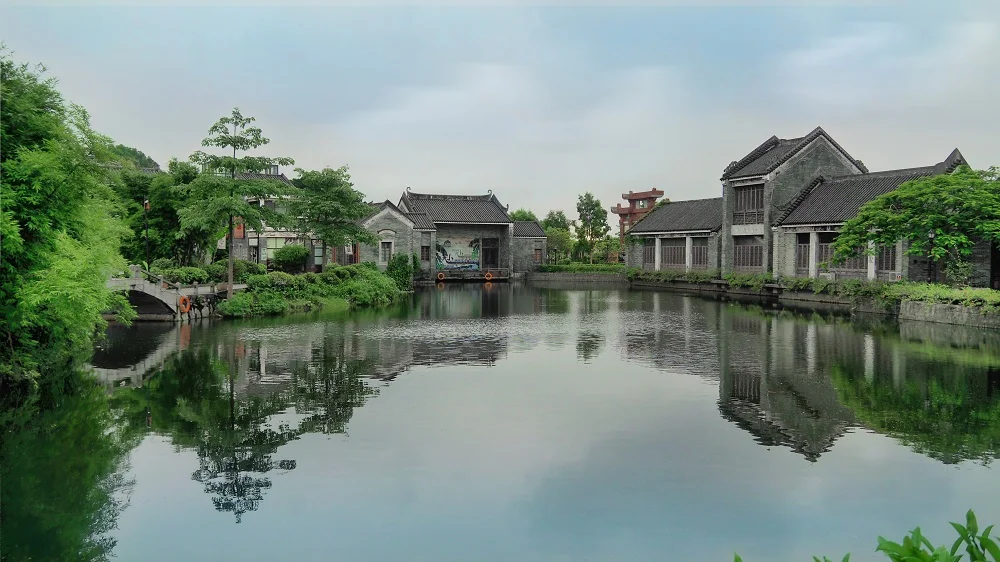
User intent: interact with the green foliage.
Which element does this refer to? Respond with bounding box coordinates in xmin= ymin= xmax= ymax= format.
xmin=545 ymin=226 xmax=573 ymax=263
xmin=217 ymin=264 xmax=398 ymax=316
xmin=576 ymin=192 xmax=610 ymax=263
xmin=109 ymin=143 xmax=159 ymax=168
xmin=833 ymin=166 xmax=1000 ymax=271
xmin=412 ymin=252 xmax=421 ymax=274
xmin=181 ymin=107 xmax=295 ymax=297
xmin=537 ymin=263 xmax=626 ymax=273
xmin=385 ymin=252 xmax=414 ymax=290
xmin=724 ymin=272 xmax=774 ymax=291
xmin=288 ymin=166 xmax=377 ymax=254
xmin=1 ymin=50 xmax=134 ymax=416
xmin=945 ymin=258 xmax=974 ymax=287
xmin=736 ymin=511 xmax=999 ymax=561
xmin=541 ymin=210 xmax=573 ymax=231
xmin=159 ymin=266 xmax=210 ymax=284
xmin=149 ymin=257 xmax=176 ymax=272
xmin=509 ymin=208 xmax=538 ymax=222
xmin=628 ymin=268 xmax=722 ymax=284
xmin=594 ymin=235 xmax=623 ymax=263
xmin=272 ymin=243 xmax=310 ymax=273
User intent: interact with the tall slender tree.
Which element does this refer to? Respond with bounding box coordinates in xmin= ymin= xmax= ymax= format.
xmin=576 ymin=192 xmax=610 ymax=264
xmin=180 ymin=108 xmax=294 ymax=298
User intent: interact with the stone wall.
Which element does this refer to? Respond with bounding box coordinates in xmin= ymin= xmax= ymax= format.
xmin=513 ymin=237 xmax=546 ymax=273
xmin=526 ymin=272 xmax=627 ymax=286
xmin=899 ymin=301 xmax=1000 ymax=329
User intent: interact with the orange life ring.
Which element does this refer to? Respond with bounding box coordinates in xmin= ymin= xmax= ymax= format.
xmin=178 ymin=295 xmax=192 ymax=313
xmin=437 ymin=272 xmax=445 ymax=281
xmin=484 ymin=272 xmax=493 ymax=281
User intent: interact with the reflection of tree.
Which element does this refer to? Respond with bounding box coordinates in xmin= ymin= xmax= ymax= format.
xmin=291 ymin=339 xmax=381 ymax=435
xmin=109 ymin=334 xmax=381 ymax=524
xmin=831 ymin=364 xmax=1000 ymax=465
xmin=576 ymin=331 xmax=604 ymax=362
xmin=2 ymin=371 xmax=138 ymax=562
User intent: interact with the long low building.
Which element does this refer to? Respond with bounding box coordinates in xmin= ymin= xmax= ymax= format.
xmin=625 ymin=128 xmax=997 ymax=288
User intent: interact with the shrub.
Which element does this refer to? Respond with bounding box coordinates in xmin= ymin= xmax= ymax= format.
xmin=945 ymin=258 xmax=973 ymax=287
xmin=159 ymin=266 xmax=210 ymax=284
xmin=272 ymin=244 xmax=310 ymax=273
xmin=203 ymin=262 xmax=226 ymax=282
xmin=149 ymin=257 xmax=176 ymax=273
xmin=628 ymin=268 xmax=722 ymax=284
xmin=412 ymin=252 xmax=421 ymax=274
xmin=723 ymin=272 xmax=774 ymax=291
xmin=385 ymin=253 xmax=414 ymax=290
xmin=217 ymin=290 xmax=289 ymax=317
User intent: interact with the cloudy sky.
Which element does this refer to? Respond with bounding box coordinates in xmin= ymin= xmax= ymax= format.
xmin=3 ymin=1 xmax=998 ymax=220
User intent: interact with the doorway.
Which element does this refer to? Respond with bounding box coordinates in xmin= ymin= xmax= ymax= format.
xmin=992 ymin=244 xmax=1000 ymax=290
xmin=481 ymin=237 xmax=500 ymax=269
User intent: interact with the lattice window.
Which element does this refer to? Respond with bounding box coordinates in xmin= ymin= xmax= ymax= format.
xmin=642 ymin=239 xmax=656 ymax=265
xmin=661 ymin=238 xmax=685 ymax=268
xmin=876 ymin=244 xmax=897 ymax=271
xmin=733 ymin=185 xmax=765 ymax=225
xmin=420 ymin=246 xmax=431 ymax=261
xmin=691 ymin=237 xmax=709 ymax=268
xmin=733 ymin=236 xmax=763 ymax=270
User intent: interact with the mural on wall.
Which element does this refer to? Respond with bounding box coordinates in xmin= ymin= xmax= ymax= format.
xmin=437 ymin=238 xmax=480 ymax=270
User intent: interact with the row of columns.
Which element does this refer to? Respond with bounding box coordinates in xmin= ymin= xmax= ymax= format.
xmin=653 ymin=236 xmax=698 ymax=272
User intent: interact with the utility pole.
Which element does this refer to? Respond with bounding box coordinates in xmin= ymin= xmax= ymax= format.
xmin=144 ymin=198 xmax=150 ymax=270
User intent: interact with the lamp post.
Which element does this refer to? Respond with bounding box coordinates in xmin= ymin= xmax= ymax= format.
xmin=927 ymin=230 xmax=936 ymax=283
xmin=144 ymin=198 xmax=150 ymax=271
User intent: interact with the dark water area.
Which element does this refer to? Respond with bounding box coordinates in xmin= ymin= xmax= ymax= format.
xmin=5 ymin=283 xmax=1000 ymax=561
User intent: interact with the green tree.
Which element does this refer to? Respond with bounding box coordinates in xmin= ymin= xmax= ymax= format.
xmin=595 ymin=235 xmax=623 ymax=263
xmin=509 ymin=208 xmax=538 ymax=222
xmin=0 ymin=51 xmax=133 ymax=417
xmin=576 ymin=192 xmax=610 ymax=263
xmin=180 ymin=108 xmax=294 ymax=298
xmin=541 ymin=210 xmax=572 ymax=231
xmin=833 ymin=166 xmax=1000 ymax=280
xmin=288 ymin=166 xmax=377 ymax=268
xmin=545 ymin=226 xmax=573 ymax=263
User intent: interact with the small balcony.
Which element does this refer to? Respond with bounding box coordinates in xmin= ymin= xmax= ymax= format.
xmin=732 ymin=210 xmax=764 ymax=225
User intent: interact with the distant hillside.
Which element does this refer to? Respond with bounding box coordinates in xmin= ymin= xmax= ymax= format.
xmin=111 ymin=144 xmax=159 ymax=169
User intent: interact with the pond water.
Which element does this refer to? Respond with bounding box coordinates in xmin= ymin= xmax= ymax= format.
xmin=6 ymin=283 xmax=1000 ymax=561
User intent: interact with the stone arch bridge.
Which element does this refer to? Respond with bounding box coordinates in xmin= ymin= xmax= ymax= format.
xmin=107 ymin=266 xmax=246 ymax=321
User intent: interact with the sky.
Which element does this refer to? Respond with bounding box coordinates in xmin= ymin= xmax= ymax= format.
xmin=2 ymin=1 xmax=998 ymax=221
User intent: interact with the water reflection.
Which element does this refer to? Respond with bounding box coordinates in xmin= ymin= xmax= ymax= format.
xmin=9 ymin=284 xmax=1000 ymax=561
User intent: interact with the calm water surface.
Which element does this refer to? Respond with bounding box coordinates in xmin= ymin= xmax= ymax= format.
xmin=14 ymin=284 xmax=1000 ymax=561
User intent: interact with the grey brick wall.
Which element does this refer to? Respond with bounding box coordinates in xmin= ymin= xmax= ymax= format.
xmin=621 ymin=233 xmax=720 ymax=272
xmin=970 ymin=239 xmax=993 ymax=288
xmin=513 ymin=237 xmax=546 ymax=273
xmin=721 ymin=137 xmax=863 ymax=274
xmin=358 ymin=212 xmax=420 ymax=271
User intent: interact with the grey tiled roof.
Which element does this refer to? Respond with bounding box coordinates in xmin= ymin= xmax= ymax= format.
xmin=406 ymin=212 xmax=437 ymax=230
xmin=236 ymin=172 xmax=294 ymax=185
xmin=400 ymin=190 xmax=512 ymax=224
xmin=628 ymin=197 xmax=723 ymax=234
xmin=778 ymin=149 xmax=967 ymax=226
xmin=513 ymin=221 xmax=546 ymax=237
xmin=721 ymin=126 xmax=868 ymax=180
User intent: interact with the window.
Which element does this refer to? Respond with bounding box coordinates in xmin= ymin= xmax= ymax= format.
xmin=818 ymin=233 xmax=865 ymax=271
xmin=380 ymin=241 xmax=393 ymax=263
xmin=795 ymin=233 xmax=810 ymax=271
xmin=642 ymin=239 xmax=656 ymax=265
xmin=732 ymin=236 xmax=763 ymax=271
xmin=533 ymin=248 xmax=543 ymax=264
xmin=265 ymin=237 xmax=286 ymax=261
xmin=420 ymin=245 xmax=431 ymax=261
xmin=661 ymin=238 xmax=685 ymax=268
xmin=876 ymin=244 xmax=897 ymax=271
xmin=733 ymin=185 xmax=765 ymax=224
xmin=691 ymin=237 xmax=709 ymax=269
xmin=313 ymin=243 xmax=324 ymax=266
xmin=638 ymin=200 xmax=648 ymax=209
